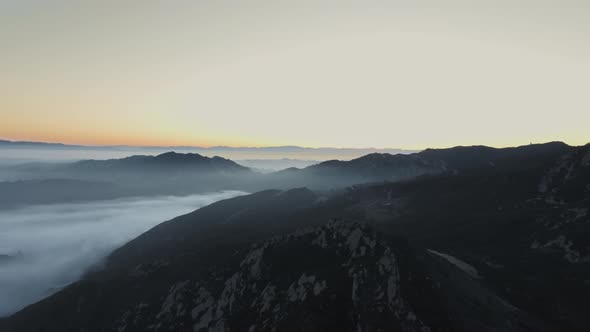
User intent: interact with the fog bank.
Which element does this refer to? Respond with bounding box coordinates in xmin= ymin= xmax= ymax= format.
xmin=0 ymin=191 xmax=246 ymax=316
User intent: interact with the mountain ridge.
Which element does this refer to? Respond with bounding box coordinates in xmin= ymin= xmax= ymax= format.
xmin=0 ymin=139 xmax=416 ymax=155
xmin=2 ymin=143 xmax=590 ymax=330
xmin=71 ymin=151 xmax=250 ymax=172
xmin=0 ymin=142 xmax=584 ymax=208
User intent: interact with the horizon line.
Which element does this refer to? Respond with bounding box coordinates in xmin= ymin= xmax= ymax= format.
xmin=0 ymin=138 xmax=585 ymax=152
xmin=0 ymin=138 xmax=420 ymax=151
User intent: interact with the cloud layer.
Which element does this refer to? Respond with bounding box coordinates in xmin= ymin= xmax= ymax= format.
xmin=0 ymin=191 xmax=246 ymax=316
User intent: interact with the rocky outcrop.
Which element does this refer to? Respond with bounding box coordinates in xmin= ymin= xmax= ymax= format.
xmin=113 ymin=221 xmax=433 ymax=332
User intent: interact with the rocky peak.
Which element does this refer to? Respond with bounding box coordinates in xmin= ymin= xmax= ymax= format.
xmin=111 ymin=221 xmax=435 ymax=332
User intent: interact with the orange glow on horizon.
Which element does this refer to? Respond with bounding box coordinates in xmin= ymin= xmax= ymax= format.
xmin=2 ymin=131 xmax=588 ymax=150
xmin=1 ymin=1 xmax=588 ymax=151
xmin=0 ymin=132 xmax=239 ymax=148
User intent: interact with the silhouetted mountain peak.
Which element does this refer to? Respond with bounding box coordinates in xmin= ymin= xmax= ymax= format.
xmin=418 ymin=142 xmax=572 ymax=171
xmin=152 ymin=151 xmax=211 ymax=164
xmin=72 ymin=152 xmax=250 ymax=173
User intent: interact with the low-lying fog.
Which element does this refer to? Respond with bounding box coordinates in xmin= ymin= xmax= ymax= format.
xmin=0 ymin=191 xmax=246 ymax=317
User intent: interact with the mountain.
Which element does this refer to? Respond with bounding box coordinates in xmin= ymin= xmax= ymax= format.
xmin=0 ymin=189 xmax=546 ymax=332
xmin=309 ymin=141 xmax=571 ymax=174
xmin=417 ymin=141 xmax=571 ymax=171
xmin=2 ymin=143 xmax=589 ymax=331
xmin=0 ymin=140 xmax=77 ymax=149
xmin=0 ymin=143 xmax=579 ymax=208
xmin=69 ymin=152 xmax=250 ymax=173
xmin=0 ymin=153 xmax=253 ymax=208
xmin=267 ymin=142 xmax=573 ymax=189
xmin=303 ymin=152 xmax=444 ymax=179
xmin=0 ymin=139 xmax=416 ymax=161
xmin=234 ymin=159 xmax=320 ymax=172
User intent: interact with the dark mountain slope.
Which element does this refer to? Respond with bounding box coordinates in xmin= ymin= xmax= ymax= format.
xmin=332 ymin=144 xmax=590 ymax=330
xmin=0 ymin=152 xmax=255 ymax=208
xmin=417 ymin=141 xmax=570 ymax=172
xmin=1 ymin=175 xmax=564 ymax=332
xmin=2 ymin=214 xmax=543 ymax=332
xmin=98 ymin=188 xmax=318 ymax=278
xmin=305 ymin=152 xmax=444 ymax=179
xmin=308 ymin=141 xmax=571 ymax=175
xmin=1 ymin=142 xmax=588 ymax=331
xmin=70 ymin=152 xmax=249 ymax=173
xmin=267 ymin=142 xmax=573 ymax=190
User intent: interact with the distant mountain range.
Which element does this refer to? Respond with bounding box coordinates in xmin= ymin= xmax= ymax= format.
xmin=235 ymin=159 xmax=320 ymax=172
xmin=70 ymin=151 xmax=249 ymax=173
xmin=267 ymin=141 xmax=574 ymax=189
xmin=0 ymin=152 xmax=253 ymax=208
xmin=0 ymin=139 xmax=417 ymax=161
xmin=0 ymin=139 xmax=414 ymax=153
xmin=2 ymin=141 xmax=589 ymax=331
xmin=0 ymin=142 xmax=584 ymax=208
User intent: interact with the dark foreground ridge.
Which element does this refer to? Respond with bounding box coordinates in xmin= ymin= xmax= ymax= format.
xmin=1 ymin=142 xmax=589 ymax=331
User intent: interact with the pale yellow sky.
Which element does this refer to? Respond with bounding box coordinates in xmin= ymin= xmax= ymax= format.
xmin=1 ymin=0 xmax=589 ymax=149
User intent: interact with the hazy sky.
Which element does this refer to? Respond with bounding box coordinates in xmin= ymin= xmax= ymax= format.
xmin=1 ymin=0 xmax=588 ymax=149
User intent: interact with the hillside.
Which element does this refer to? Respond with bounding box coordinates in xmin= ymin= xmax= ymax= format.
xmin=2 ymin=143 xmax=589 ymax=331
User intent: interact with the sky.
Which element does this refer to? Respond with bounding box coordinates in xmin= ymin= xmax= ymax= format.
xmin=1 ymin=0 xmax=589 ymax=149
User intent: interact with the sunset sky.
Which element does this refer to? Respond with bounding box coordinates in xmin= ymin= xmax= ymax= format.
xmin=1 ymin=0 xmax=589 ymax=149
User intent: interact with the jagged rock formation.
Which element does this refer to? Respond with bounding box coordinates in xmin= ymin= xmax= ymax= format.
xmin=149 ymin=221 xmax=434 ymax=332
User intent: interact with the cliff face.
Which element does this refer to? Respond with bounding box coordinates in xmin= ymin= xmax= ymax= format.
xmin=148 ymin=221 xmax=434 ymax=332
